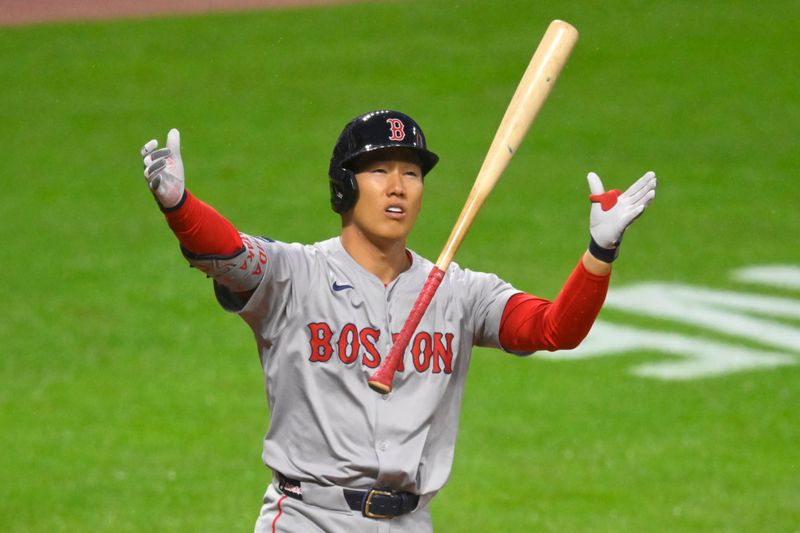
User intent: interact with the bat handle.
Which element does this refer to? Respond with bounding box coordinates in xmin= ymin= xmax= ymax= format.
xmin=367 ymin=267 xmax=446 ymax=393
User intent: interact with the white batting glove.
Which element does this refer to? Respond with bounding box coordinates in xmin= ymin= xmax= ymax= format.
xmin=141 ymin=128 xmax=185 ymax=210
xmin=587 ymin=170 xmax=657 ymax=262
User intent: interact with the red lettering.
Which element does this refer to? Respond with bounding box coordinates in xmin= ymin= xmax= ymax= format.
xmin=338 ymin=323 xmax=359 ymax=364
xmin=307 ymin=324 xmax=453 ymax=375
xmin=308 ymin=322 xmax=333 ymax=362
xmin=432 ymin=332 xmax=454 ymax=374
xmin=412 ymin=332 xmax=433 ymax=372
xmin=360 ymin=327 xmax=381 ymax=368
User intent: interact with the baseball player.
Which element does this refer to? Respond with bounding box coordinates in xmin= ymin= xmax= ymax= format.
xmin=139 ymin=110 xmax=656 ymax=532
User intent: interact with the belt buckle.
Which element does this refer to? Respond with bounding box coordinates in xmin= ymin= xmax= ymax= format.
xmin=363 ymin=488 xmax=394 ymax=519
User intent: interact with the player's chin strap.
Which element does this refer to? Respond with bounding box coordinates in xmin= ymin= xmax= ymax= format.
xmin=182 ymin=233 xmax=268 ymax=292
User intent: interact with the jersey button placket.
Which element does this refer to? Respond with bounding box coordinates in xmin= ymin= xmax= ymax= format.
xmin=374 ymin=284 xmax=394 ymax=474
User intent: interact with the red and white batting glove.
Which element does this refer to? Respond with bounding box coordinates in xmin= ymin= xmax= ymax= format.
xmin=141 ymin=128 xmax=185 ymax=210
xmin=587 ymin=170 xmax=657 ymax=262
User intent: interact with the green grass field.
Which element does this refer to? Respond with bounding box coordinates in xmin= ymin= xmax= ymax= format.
xmin=2 ymin=0 xmax=798 ymax=530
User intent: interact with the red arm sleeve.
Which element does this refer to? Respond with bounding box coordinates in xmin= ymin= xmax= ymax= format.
xmin=499 ymin=259 xmax=610 ymax=352
xmin=162 ymin=190 xmax=243 ymax=256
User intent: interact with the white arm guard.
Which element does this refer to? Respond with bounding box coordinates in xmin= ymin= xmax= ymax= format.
xmin=182 ymin=233 xmax=268 ymax=292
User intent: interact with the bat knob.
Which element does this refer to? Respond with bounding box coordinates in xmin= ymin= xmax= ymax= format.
xmin=367 ymin=377 xmax=392 ymax=394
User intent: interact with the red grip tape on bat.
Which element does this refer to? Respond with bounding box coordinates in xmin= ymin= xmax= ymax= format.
xmin=367 ymin=266 xmax=446 ymax=393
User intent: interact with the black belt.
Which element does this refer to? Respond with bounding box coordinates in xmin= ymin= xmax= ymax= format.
xmin=276 ymin=472 xmax=419 ymax=519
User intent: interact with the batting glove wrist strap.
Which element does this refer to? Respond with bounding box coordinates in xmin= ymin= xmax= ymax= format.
xmin=588 ymin=236 xmax=619 ymax=263
xmin=160 ymin=189 xmax=188 ymax=213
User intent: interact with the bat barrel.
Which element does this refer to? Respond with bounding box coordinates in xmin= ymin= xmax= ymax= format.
xmin=368 ymin=20 xmax=579 ymax=394
xmin=435 ymin=20 xmax=578 ymax=270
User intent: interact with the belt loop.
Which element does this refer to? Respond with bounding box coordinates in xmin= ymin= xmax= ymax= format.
xmin=275 ymin=471 xmax=303 ymax=501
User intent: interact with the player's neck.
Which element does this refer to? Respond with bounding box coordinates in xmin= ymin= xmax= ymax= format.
xmin=340 ymin=229 xmax=410 ymax=284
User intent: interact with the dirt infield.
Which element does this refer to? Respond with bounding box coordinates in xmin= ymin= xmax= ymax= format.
xmin=0 ymin=0 xmax=361 ymax=27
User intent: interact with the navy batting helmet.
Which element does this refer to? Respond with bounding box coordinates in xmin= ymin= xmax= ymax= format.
xmin=328 ymin=110 xmax=439 ymax=213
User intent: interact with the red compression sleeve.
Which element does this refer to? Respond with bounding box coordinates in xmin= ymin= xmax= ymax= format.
xmin=499 ymin=259 xmax=610 ymax=352
xmin=163 ymin=190 xmax=243 ymax=256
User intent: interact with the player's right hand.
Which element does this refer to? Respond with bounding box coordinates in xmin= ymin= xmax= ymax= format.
xmin=141 ymin=128 xmax=185 ymax=209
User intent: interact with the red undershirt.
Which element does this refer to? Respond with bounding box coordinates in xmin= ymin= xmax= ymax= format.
xmin=164 ymin=190 xmax=609 ymax=353
xmin=163 ymin=190 xmax=243 ymax=256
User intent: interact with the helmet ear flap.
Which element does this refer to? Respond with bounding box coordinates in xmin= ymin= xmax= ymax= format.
xmin=330 ymin=167 xmax=359 ymax=213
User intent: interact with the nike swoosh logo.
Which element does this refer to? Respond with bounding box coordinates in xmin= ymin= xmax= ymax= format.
xmin=332 ymin=282 xmax=354 ymax=292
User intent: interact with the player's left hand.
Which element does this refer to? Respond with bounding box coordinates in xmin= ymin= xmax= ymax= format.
xmin=141 ymin=128 xmax=185 ymax=209
xmin=586 ymin=170 xmax=657 ymax=262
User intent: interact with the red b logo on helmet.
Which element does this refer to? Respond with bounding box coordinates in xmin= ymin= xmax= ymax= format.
xmin=386 ymin=118 xmax=406 ymax=141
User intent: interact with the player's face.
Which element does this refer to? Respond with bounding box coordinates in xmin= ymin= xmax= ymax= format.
xmin=347 ymin=148 xmax=424 ymax=246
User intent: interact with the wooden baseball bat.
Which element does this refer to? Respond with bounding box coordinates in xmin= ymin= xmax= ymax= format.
xmin=368 ymin=19 xmax=579 ymax=394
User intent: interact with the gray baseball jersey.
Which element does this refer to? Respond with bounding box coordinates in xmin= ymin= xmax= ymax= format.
xmin=216 ymin=236 xmax=519 ymax=501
